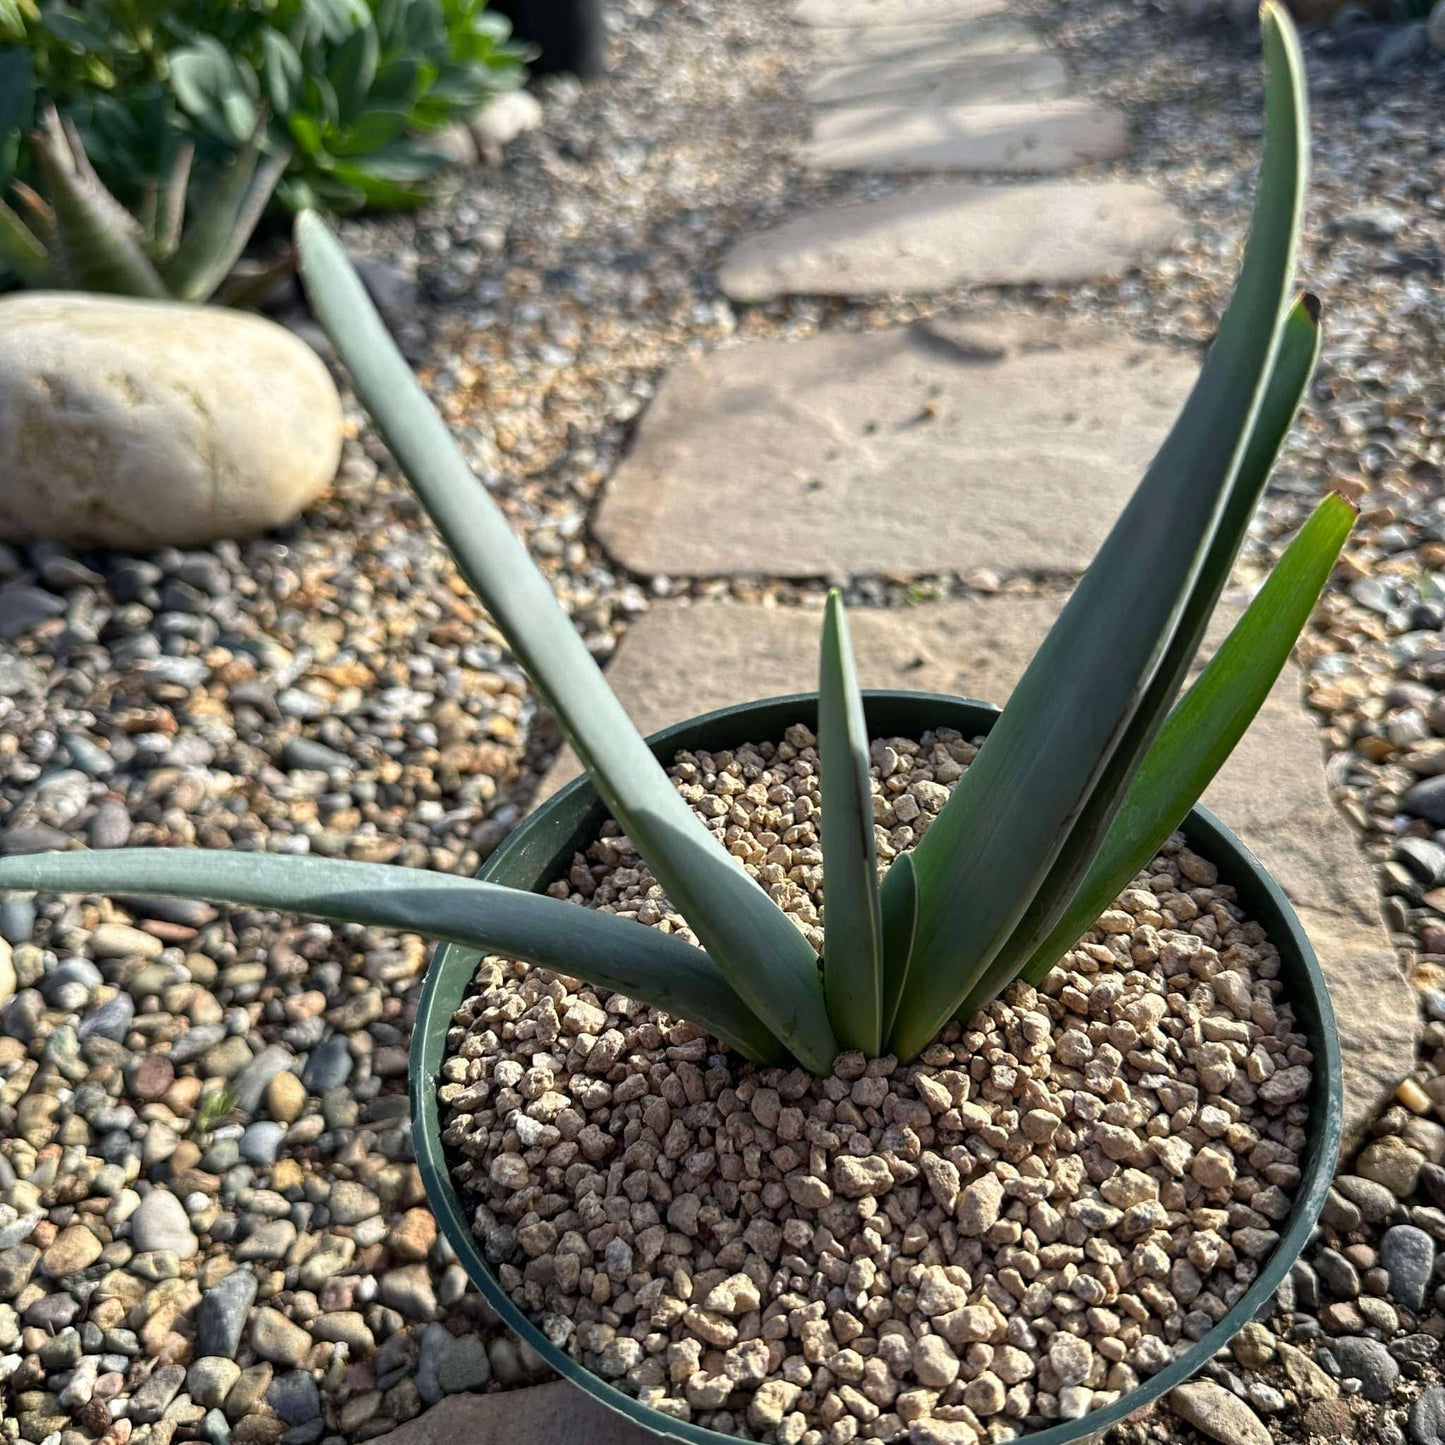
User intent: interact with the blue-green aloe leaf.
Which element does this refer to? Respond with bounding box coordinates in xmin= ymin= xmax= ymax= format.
xmin=0 ymin=849 xmax=782 ymax=1065
xmin=879 ymin=850 xmax=918 ymax=1043
xmin=953 ymin=293 xmax=1322 ymax=1020
xmin=818 ymin=591 xmax=884 ymax=1055
xmin=295 ymin=210 xmax=836 ymax=1075
xmin=1017 ymin=491 xmax=1357 ymax=989
xmin=884 ymin=1 xmax=1309 ymax=1062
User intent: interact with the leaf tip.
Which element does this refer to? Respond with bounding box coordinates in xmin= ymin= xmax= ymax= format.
xmin=1299 ymin=291 xmax=1321 ymax=325
xmin=1324 ymin=488 xmax=1360 ymax=521
xmin=293 ymin=206 xmax=325 ymax=252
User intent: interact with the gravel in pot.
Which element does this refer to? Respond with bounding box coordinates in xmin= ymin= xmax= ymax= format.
xmin=433 ymin=715 xmax=1327 ymax=1444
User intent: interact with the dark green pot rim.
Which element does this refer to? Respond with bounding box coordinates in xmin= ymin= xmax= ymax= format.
xmin=410 ymin=690 xmax=1344 ymax=1445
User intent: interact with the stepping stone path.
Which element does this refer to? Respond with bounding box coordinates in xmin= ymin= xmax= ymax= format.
xmin=541 ymin=599 xmax=1418 ymax=1152
xmin=594 ymin=311 xmax=1198 ymax=578
xmin=788 ymin=0 xmax=1128 ymax=178
xmin=802 ymin=97 xmax=1129 ymax=174
xmin=807 ymin=17 xmax=1033 ymax=62
xmin=806 ymin=44 xmax=1069 ymax=108
xmin=791 ymin=0 xmax=1010 ymax=26
xmin=719 ymin=180 xmax=1185 ymax=301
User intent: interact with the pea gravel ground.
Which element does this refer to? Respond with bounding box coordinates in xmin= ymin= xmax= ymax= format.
xmin=0 ymin=1 xmax=1443 ymax=1444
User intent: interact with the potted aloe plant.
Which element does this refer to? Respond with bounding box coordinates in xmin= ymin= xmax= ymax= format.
xmin=0 ymin=7 xmax=1348 ymax=1442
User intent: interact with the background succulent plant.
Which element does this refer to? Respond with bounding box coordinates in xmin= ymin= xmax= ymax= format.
xmin=0 ymin=4 xmax=1358 ymax=1079
xmin=0 ymin=0 xmax=529 ymax=240
xmin=0 ymin=105 xmax=285 ymax=301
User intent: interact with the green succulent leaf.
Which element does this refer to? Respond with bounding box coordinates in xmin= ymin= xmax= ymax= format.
xmin=884 ymin=1 xmax=1309 ymax=1063
xmin=0 ymin=849 xmax=783 ymax=1066
xmin=0 ymin=48 xmax=33 ymax=182
xmin=0 ymin=195 xmax=50 ymax=284
xmin=161 ymin=132 xmax=288 ymax=303
xmin=879 ymin=850 xmax=918 ymax=1042
xmin=328 ymin=21 xmax=380 ymax=120
xmin=301 ymin=0 xmax=371 ymax=45
xmin=331 ymin=108 xmax=412 ymax=156
xmin=169 ymin=37 xmax=259 ymax=144
xmin=32 ymin=116 xmax=169 ymax=298
xmin=0 ymin=3 xmax=37 ymax=46
xmin=295 ymin=211 xmax=837 ymax=1076
xmin=261 ymin=28 xmax=303 ymax=114
xmin=37 ymin=10 xmax=102 ymax=52
xmin=953 ymin=293 xmax=1323 ymax=1019
xmin=155 ymin=139 xmax=195 ymax=259
xmin=818 ymin=591 xmax=884 ymax=1056
xmin=1017 ymin=491 xmax=1357 ymax=989
xmin=368 ymin=57 xmax=424 ymax=111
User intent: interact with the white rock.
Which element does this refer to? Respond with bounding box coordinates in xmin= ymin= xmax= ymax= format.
xmin=471 ymin=90 xmax=543 ymax=154
xmin=1169 ymin=1380 xmax=1271 ymax=1445
xmin=130 ymin=1188 xmax=199 ymax=1259
xmin=431 ymin=121 xmax=479 ymax=168
xmin=0 ymin=293 xmax=341 ymax=549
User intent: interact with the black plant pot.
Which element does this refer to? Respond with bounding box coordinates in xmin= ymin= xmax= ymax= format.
xmin=493 ymin=0 xmax=606 ymax=79
xmin=412 ymin=690 xmax=1343 ymax=1445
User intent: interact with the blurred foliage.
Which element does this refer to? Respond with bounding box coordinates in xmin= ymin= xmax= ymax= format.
xmin=0 ymin=105 xmax=287 ymax=301
xmin=0 ymin=0 xmax=530 ymax=217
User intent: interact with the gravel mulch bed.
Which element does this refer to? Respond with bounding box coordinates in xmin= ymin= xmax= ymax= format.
xmin=440 ymin=725 xmax=1312 ymax=1444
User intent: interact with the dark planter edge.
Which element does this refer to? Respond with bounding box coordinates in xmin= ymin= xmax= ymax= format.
xmin=410 ymin=690 xmax=1344 ymax=1445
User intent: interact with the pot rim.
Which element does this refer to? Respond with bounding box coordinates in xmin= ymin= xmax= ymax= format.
xmin=411 ymin=690 xmax=1343 ymax=1445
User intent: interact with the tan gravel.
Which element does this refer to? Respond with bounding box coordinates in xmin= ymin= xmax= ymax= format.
xmin=440 ymin=725 xmax=1312 ymax=1443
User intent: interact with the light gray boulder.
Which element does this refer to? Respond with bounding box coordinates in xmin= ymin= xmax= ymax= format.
xmin=0 ymin=292 xmax=341 ymax=550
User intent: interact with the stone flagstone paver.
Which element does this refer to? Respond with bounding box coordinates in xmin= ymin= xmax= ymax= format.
xmin=806 ymin=44 xmax=1068 ymax=109
xmin=792 ymin=0 xmax=1010 ymax=27
xmin=539 ymin=598 xmax=1417 ymax=1150
xmin=719 ymin=179 xmax=1185 ymax=301
xmin=803 ymin=96 xmax=1129 ymax=174
xmin=809 ymin=17 xmax=1034 ymax=63
xmin=594 ymin=311 xmax=1197 ymax=578
xmin=371 ymin=1381 xmax=653 ymax=1445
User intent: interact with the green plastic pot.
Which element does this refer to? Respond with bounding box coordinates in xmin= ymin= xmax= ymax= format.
xmin=412 ymin=691 xmax=1343 ymax=1445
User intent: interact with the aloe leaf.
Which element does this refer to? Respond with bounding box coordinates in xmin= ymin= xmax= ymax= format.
xmin=884 ymin=2 xmax=1308 ymax=1063
xmin=157 ymin=139 xmax=196 ymax=259
xmin=1016 ymin=491 xmax=1357 ymax=990
xmin=818 ymin=591 xmax=884 ymax=1055
xmin=879 ymin=850 xmax=918 ymax=1043
xmin=294 ymin=211 xmax=836 ymax=1075
xmin=0 ymin=849 xmax=783 ymax=1065
xmin=953 ymin=293 xmax=1322 ymax=1017
xmin=32 ymin=116 xmax=169 ymax=298
xmin=10 ymin=180 xmax=52 ymax=245
xmin=0 ymin=195 xmax=50 ymax=284
xmin=163 ymin=136 xmax=289 ymax=303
